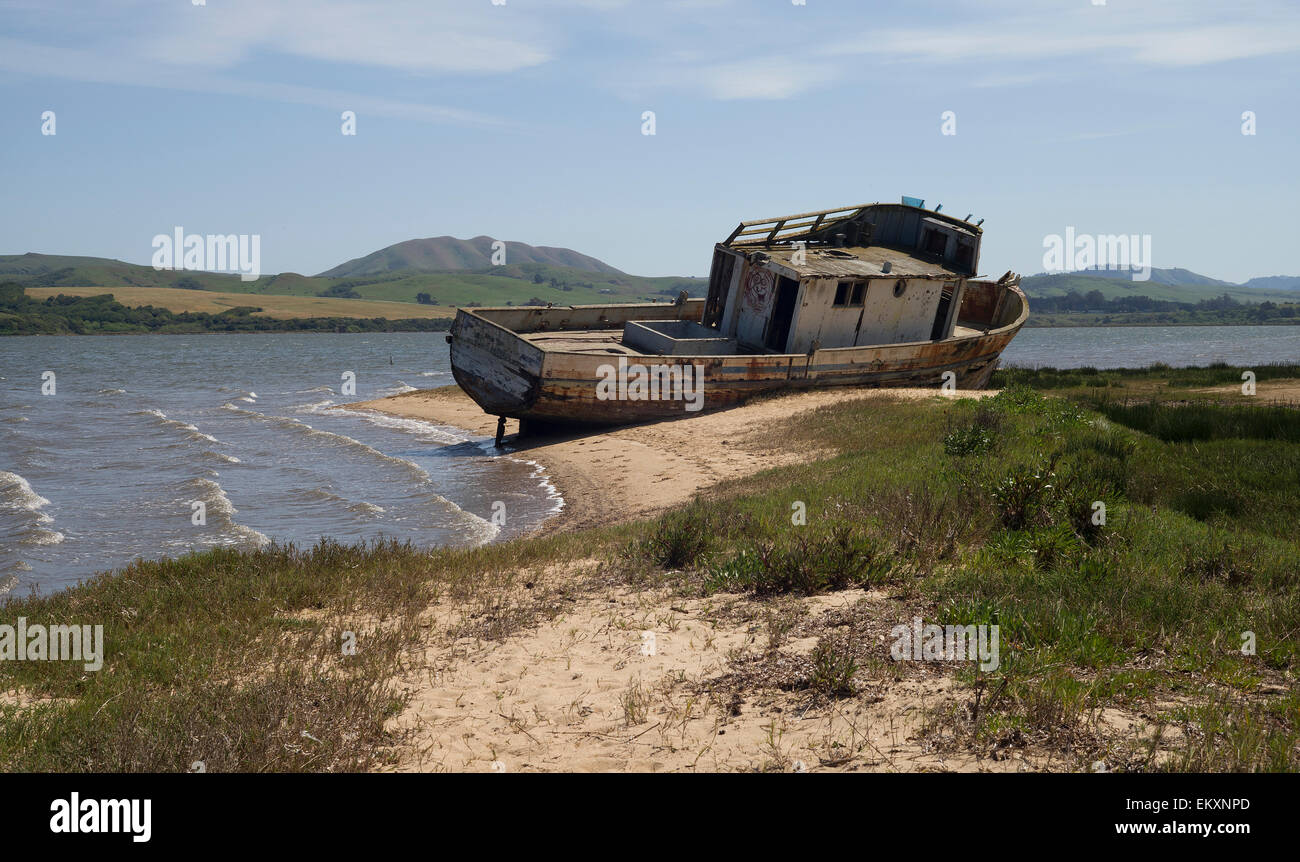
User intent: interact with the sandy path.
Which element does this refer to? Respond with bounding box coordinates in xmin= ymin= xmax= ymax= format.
xmin=389 ymin=571 xmax=1037 ymax=773
xmin=346 ymin=384 xmax=990 ymax=531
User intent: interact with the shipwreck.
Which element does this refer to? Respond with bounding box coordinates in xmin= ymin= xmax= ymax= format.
xmin=447 ymin=198 xmax=1028 ymax=437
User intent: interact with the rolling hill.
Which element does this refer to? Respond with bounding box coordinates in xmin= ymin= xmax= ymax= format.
xmin=1242 ymin=275 xmax=1300 ymax=291
xmin=318 ymin=236 xmax=624 ymax=278
xmin=0 ymin=251 xmax=705 ymax=312
xmin=1018 ymin=272 xmax=1300 ymax=304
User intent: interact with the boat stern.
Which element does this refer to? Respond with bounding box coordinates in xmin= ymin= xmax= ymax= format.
xmin=448 ymin=309 xmax=545 ymax=417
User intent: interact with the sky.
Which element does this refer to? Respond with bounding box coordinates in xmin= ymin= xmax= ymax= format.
xmin=1 ymin=0 xmax=1298 ymax=282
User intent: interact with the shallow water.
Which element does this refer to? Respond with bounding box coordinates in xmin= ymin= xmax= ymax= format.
xmin=0 ymin=333 xmax=560 ymax=596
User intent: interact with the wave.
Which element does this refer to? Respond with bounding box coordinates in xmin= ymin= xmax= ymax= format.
xmin=506 ymin=456 xmax=565 ymax=517
xmin=253 ymin=411 xmax=502 ymax=541
xmin=375 ymin=381 xmax=419 ymax=398
xmin=328 ymin=406 xmax=469 ymax=446
xmin=470 ymin=440 xmax=565 ymax=519
xmin=131 ymin=408 xmax=221 ymax=444
xmin=0 ymin=470 xmax=52 ymax=517
xmin=23 ymin=528 xmax=65 ymax=546
xmin=319 ymin=407 xmax=547 ymax=538
xmin=236 ymin=410 xmax=437 ymax=484
xmin=97 ymin=388 xmax=126 ymax=396
xmin=349 ymin=501 xmax=386 ymax=518
xmin=201 ymin=450 xmax=241 ymax=465
xmin=180 ymin=477 xmax=269 ymax=548
xmin=0 ymin=471 xmax=65 ymax=545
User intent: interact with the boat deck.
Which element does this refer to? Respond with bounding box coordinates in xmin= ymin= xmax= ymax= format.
xmin=519 ymin=325 xmax=987 ymax=356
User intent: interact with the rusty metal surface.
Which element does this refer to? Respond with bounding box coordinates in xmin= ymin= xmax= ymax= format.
xmin=449 ymin=280 xmax=1027 ymax=427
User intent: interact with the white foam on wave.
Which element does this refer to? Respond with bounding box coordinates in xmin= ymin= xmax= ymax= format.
xmin=375 ymin=381 xmax=419 ymax=398
xmin=333 ymin=410 xmax=562 ymax=532
xmin=132 ymin=408 xmax=222 ymax=445
xmin=0 ymin=470 xmax=52 ymax=515
xmin=476 ymin=441 xmax=566 ymax=518
xmin=326 ymin=406 xmax=469 ymax=446
xmin=222 ymin=404 xmax=505 ymax=546
xmin=182 ymin=476 xmax=270 ymax=548
xmin=0 ymin=471 xmax=65 ymax=545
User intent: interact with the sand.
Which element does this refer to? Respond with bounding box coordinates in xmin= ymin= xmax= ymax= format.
xmin=344 ymin=384 xmax=1179 ymax=772
xmin=389 ymin=573 xmax=1039 ymax=773
xmin=345 ymin=384 xmax=990 ymax=532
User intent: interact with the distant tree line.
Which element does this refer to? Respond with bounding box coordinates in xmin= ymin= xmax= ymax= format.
xmin=0 ymin=283 xmax=451 ymax=336
xmin=1031 ymin=289 xmax=1298 ymax=320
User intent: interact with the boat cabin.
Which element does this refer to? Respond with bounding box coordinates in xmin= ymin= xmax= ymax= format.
xmin=696 ymin=200 xmax=984 ymax=354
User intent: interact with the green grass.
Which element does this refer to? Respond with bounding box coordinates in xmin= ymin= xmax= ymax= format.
xmin=4 ymin=367 xmax=1297 ymax=771
xmin=624 ymin=383 xmax=1300 ymax=770
xmin=0 ymin=532 xmax=610 ymax=771
xmin=992 ymin=362 xmax=1300 ymax=391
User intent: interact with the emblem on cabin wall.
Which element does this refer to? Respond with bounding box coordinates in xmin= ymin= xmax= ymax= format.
xmin=740 ymin=266 xmax=776 ymax=315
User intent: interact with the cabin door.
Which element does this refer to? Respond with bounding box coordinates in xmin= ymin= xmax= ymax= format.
xmin=764 ymin=277 xmax=799 ymax=352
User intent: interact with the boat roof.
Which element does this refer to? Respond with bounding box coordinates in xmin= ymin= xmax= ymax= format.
xmin=723 ymin=201 xmax=982 ymax=248
xmin=756 ymin=243 xmax=969 ymax=279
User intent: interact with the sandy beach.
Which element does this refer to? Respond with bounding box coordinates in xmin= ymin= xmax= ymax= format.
xmin=346 ymin=384 xmax=988 ymax=532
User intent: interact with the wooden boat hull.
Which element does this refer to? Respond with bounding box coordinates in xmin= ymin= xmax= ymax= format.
xmin=449 ymin=279 xmax=1027 ymax=428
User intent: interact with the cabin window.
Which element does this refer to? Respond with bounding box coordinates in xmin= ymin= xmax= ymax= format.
xmin=833 ymin=281 xmax=851 ymax=307
xmin=922 ymin=228 xmax=948 ymax=256
xmin=850 ymin=282 xmax=866 ymax=305
xmin=893 ymin=279 xmax=907 ymax=298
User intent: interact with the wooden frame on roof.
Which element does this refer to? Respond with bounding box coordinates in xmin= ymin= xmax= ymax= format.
xmin=722 ymin=201 xmax=984 ymax=249
xmin=723 ymin=204 xmax=870 ymax=247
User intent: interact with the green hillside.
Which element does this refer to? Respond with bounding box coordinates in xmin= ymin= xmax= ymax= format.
xmin=0 ymin=254 xmax=706 ymax=308
xmin=1019 ymin=273 xmax=1299 ymax=304
xmin=319 ymin=236 xmax=624 ymax=278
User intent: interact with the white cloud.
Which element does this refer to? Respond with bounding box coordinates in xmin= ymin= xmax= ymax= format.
xmin=825 ymin=3 xmax=1300 ymax=70
xmin=0 ymin=36 xmax=507 ymax=128
xmin=698 ymin=58 xmax=837 ymax=100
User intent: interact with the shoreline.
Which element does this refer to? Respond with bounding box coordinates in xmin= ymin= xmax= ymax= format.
xmin=345 ymin=384 xmax=993 ymax=534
